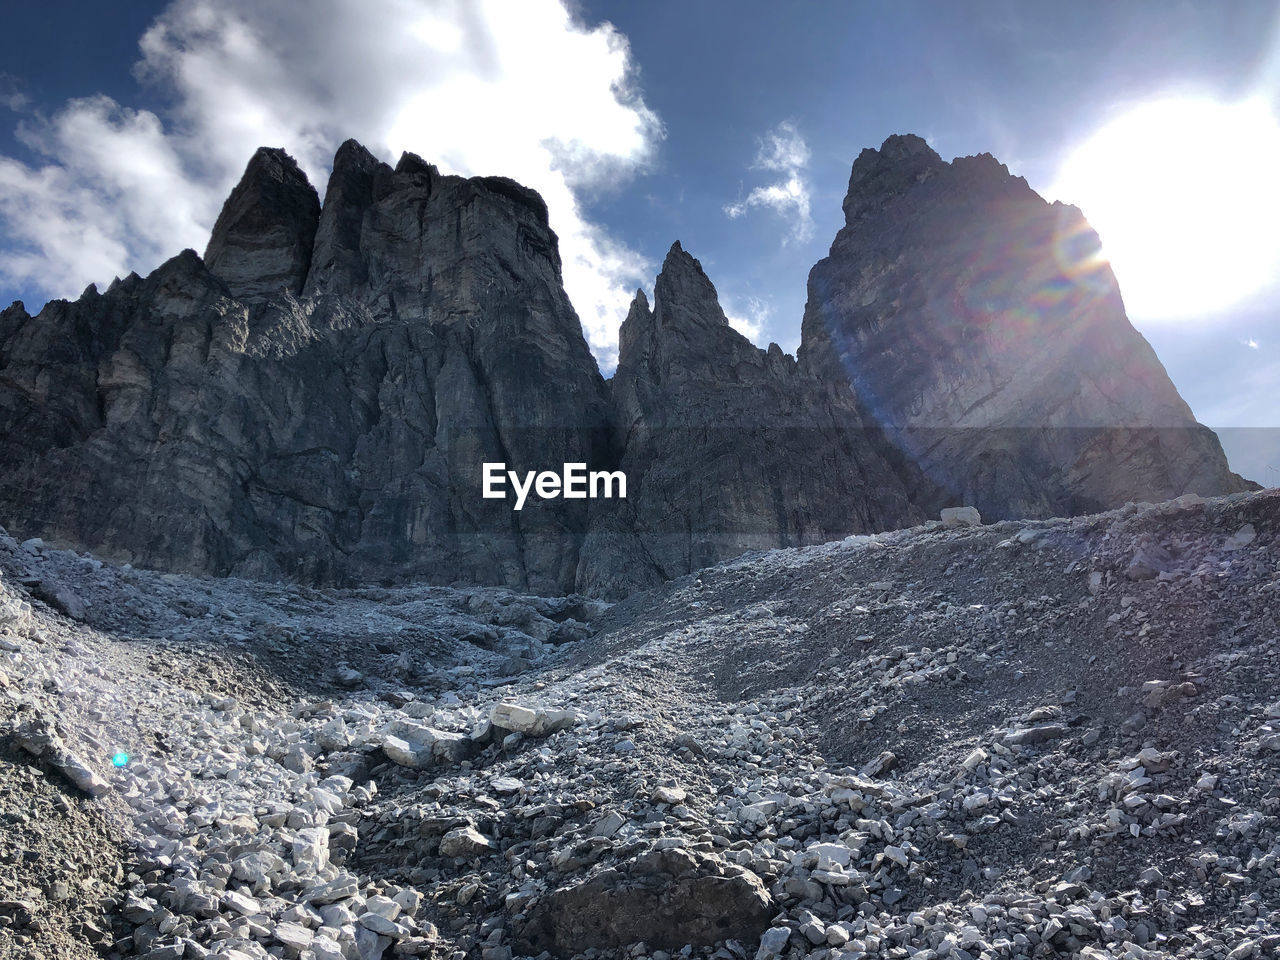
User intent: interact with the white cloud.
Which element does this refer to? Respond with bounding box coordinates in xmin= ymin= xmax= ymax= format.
xmin=724 ymin=294 xmax=771 ymax=343
xmin=0 ymin=0 xmax=661 ymax=368
xmin=723 ymin=120 xmax=813 ymax=243
xmin=1245 ymin=338 xmax=1260 ymax=349
xmin=0 ymin=74 xmax=27 ymax=112
xmin=754 ymin=121 xmax=811 ymax=172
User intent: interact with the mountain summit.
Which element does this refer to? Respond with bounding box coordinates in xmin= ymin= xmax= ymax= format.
xmin=0 ymin=136 xmax=1252 ymax=595
xmin=801 ymin=134 xmax=1248 ymax=519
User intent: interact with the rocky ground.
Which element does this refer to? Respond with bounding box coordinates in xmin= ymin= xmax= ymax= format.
xmin=1 ymin=487 xmax=1278 ymax=960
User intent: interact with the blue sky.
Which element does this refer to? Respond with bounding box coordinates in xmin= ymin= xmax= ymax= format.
xmin=2 ymin=1 xmax=1278 ymax=483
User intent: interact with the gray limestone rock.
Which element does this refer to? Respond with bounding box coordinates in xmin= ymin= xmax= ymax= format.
xmin=520 ymin=847 xmax=774 ymax=954
xmin=799 ymin=134 xmax=1254 ymax=521
xmin=203 ymin=147 xmax=320 ymax=300
xmin=0 ymin=142 xmax=611 ymax=594
xmin=0 ymin=134 xmax=1255 ymax=599
xmin=578 ymin=242 xmax=929 ymax=597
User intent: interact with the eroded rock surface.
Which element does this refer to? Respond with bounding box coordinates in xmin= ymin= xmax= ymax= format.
xmin=580 ymin=243 xmax=929 ymax=596
xmin=3 ymin=489 xmax=1279 ymax=959
xmin=0 ymin=141 xmax=611 ymax=593
xmin=799 ymin=133 xmax=1253 ymax=520
xmin=0 ymin=135 xmax=1252 ymax=596
xmin=202 ymin=146 xmax=320 ymax=300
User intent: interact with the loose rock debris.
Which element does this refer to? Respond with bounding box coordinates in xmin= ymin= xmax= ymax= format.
xmin=1 ymin=488 xmax=1278 ymax=959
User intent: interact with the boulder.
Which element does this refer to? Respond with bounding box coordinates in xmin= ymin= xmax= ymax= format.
xmin=941 ymin=506 xmax=982 ymax=527
xmin=490 ymin=703 xmax=575 ymax=737
xmin=439 ymin=826 xmax=492 ymax=859
xmin=520 ymin=847 xmax=774 ymax=954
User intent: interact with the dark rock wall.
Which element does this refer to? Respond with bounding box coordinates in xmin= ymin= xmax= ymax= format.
xmin=577 ymin=243 xmax=926 ymax=597
xmin=0 ymin=144 xmax=611 ymax=594
xmin=0 ymin=135 xmax=1252 ymax=596
xmin=799 ymin=134 xmax=1253 ymax=521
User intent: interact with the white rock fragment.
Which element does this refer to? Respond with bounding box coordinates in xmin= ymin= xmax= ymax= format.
xmin=274 ymin=920 xmax=314 ymax=952
xmin=591 ymin=810 xmax=626 ymax=838
xmin=292 ymin=827 xmax=330 ymax=872
xmin=380 ymin=735 xmax=425 ymax=769
xmin=882 ymin=844 xmax=910 ymax=867
xmin=222 ymin=890 xmax=261 ymax=916
xmin=392 ymin=889 xmax=422 ymax=916
xmin=652 ymin=785 xmax=687 ymax=805
xmin=962 ymin=748 xmax=988 ymax=771
xmin=308 ymin=875 xmax=360 ymax=904
xmin=311 ymin=936 xmax=344 ymax=960
xmin=0 ymin=596 xmax=31 ymax=633
xmin=941 ymin=505 xmax=982 ymax=527
xmin=490 ymin=776 xmax=523 ymax=795
xmin=1224 ymin=524 xmax=1256 ymax=551
xmin=359 ymin=911 xmax=406 ymax=936
xmin=490 ymin=702 xmax=575 ymax=737
xmin=439 ymin=825 xmax=492 ymax=858
xmin=756 ymin=926 xmax=791 ymax=960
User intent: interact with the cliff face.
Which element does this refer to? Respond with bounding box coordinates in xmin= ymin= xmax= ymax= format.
xmin=799 ymin=134 xmax=1253 ymax=520
xmin=577 ymin=243 xmax=926 ymax=597
xmin=0 ymin=135 xmax=1253 ymax=596
xmin=0 ymin=142 xmax=611 ymax=594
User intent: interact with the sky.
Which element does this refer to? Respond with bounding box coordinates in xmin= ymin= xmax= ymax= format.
xmin=1 ymin=0 xmax=1278 ymax=484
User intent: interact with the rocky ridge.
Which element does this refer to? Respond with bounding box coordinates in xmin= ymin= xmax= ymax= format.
xmin=2 ymin=487 xmax=1278 ymax=959
xmin=0 ymin=140 xmax=611 ymax=594
xmin=0 ymin=135 xmax=1252 ymax=596
xmin=580 ymin=242 xmax=928 ymax=597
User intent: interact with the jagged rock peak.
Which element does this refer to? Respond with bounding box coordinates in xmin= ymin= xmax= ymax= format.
xmin=844 ymin=134 xmax=1034 ymax=225
xmin=395 ymin=150 xmax=439 ymax=178
xmin=332 ymin=138 xmax=381 ymax=177
xmin=653 ymin=241 xmax=729 ymax=330
xmin=615 ymin=287 xmax=656 ymax=377
xmin=614 ymin=239 xmax=767 ymax=385
xmin=843 ymin=134 xmax=945 ymax=223
xmin=203 ymin=146 xmax=320 ymax=300
xmin=303 ymin=140 xmax=387 ymax=297
xmin=621 ymin=287 xmax=653 ymax=331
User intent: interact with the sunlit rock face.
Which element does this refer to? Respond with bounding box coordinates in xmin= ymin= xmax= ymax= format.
xmin=0 ymin=142 xmax=611 ymax=593
xmin=799 ymin=134 xmax=1254 ymax=520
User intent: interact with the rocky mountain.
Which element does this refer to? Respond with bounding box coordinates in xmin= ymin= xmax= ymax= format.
xmin=0 ymin=141 xmax=611 ymax=594
xmin=578 ymin=242 xmax=927 ymax=597
xmin=0 ymin=135 xmax=1253 ymax=596
xmin=799 ymin=134 xmax=1253 ymax=520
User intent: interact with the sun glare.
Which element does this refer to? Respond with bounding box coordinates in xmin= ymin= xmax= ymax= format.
xmin=1052 ymin=98 xmax=1280 ymax=321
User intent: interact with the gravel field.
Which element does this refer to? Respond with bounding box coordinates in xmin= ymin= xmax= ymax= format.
xmin=2 ymin=487 xmax=1278 ymax=960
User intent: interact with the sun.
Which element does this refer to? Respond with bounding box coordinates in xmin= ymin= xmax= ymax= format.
xmin=1051 ymin=97 xmax=1280 ymax=321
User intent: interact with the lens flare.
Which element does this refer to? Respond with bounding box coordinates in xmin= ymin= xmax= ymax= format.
xmin=111 ymin=751 xmax=130 ymax=767
xmin=1051 ymin=97 xmax=1280 ymax=320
